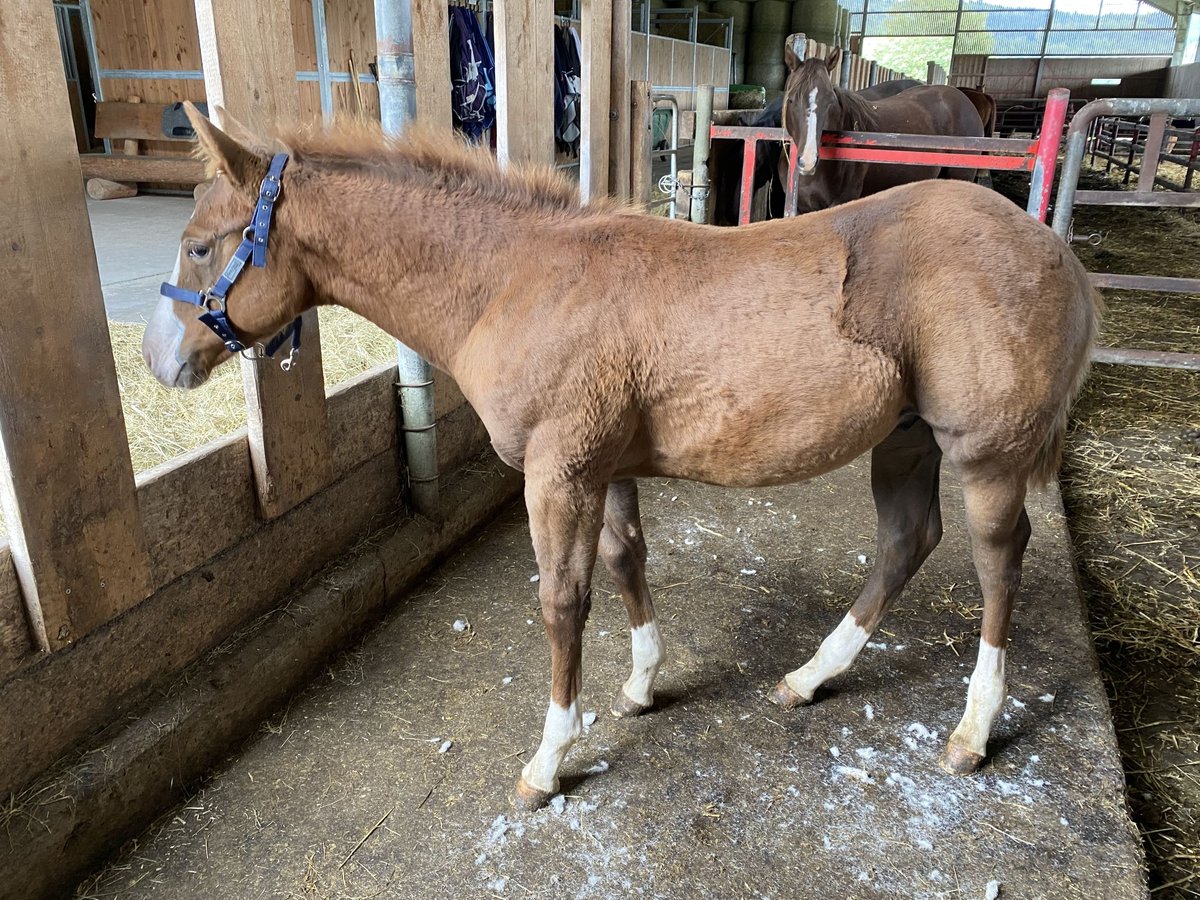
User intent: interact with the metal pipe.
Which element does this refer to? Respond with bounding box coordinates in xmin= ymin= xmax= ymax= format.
xmin=1026 ymin=86 xmax=1068 ymax=222
xmin=1052 ymin=96 xmax=1200 ymax=240
xmin=375 ymin=0 xmax=439 ymax=518
xmin=690 ymin=83 xmax=714 ymax=224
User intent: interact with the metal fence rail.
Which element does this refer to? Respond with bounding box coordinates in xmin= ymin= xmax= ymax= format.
xmin=707 ymin=87 xmax=1069 ymax=226
xmin=1052 ymin=96 xmax=1200 ymax=373
xmin=1088 ymin=115 xmax=1200 ymax=194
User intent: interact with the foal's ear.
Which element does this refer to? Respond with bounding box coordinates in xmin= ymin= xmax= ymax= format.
xmin=183 ymin=101 xmax=269 ymax=195
xmin=784 ymin=42 xmax=801 ymax=73
xmin=826 ymin=47 xmax=843 ymax=76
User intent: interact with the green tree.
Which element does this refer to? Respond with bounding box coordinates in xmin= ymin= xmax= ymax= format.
xmin=861 ymin=35 xmax=954 ymax=79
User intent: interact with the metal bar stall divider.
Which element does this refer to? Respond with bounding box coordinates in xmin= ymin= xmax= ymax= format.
xmin=1052 ymin=96 xmax=1200 ymax=373
xmin=706 ymin=88 xmax=1071 ymax=227
xmin=648 ymin=93 xmax=680 ymax=218
xmin=1087 ymin=115 xmax=1200 ymax=194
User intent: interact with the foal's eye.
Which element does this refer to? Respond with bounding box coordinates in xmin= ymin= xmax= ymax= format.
xmin=187 ymin=244 xmax=210 ymax=261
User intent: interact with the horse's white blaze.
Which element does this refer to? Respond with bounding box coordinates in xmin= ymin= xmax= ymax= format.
xmin=521 ymin=700 xmax=582 ymax=794
xmin=800 ymin=88 xmax=820 ymax=174
xmin=622 ymin=620 xmax=666 ymax=707
xmin=142 ymin=252 xmax=189 ymax=386
xmin=948 ymin=641 xmax=1006 ymax=758
xmin=783 ymin=613 xmax=870 ymax=701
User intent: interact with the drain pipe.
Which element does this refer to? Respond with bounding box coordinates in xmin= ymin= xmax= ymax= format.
xmin=690 ymin=84 xmax=714 ymax=224
xmin=375 ymin=0 xmax=440 ymax=518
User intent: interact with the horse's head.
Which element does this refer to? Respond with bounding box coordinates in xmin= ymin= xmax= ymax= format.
xmin=142 ymin=104 xmax=314 ymax=389
xmin=782 ymin=47 xmax=844 ymax=176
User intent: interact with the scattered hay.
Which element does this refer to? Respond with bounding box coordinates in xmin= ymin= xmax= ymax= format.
xmin=112 ymin=305 xmax=396 ymax=473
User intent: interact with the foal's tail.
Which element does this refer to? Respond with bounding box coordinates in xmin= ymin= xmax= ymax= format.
xmin=1028 ymin=285 xmax=1105 ymax=488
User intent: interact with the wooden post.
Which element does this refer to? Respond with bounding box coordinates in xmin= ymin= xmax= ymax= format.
xmin=194 ymin=0 xmax=335 ymax=518
xmin=0 ymin=0 xmax=154 ymax=650
xmin=630 ymin=80 xmax=653 ymax=207
xmin=495 ymin=0 xmax=555 ymax=166
xmin=413 ymin=3 xmax=451 ymax=126
xmin=608 ymin=0 xmax=632 ymax=201
xmin=1137 ymin=113 xmax=1167 ymax=193
xmin=580 ymin=0 xmax=614 ymax=202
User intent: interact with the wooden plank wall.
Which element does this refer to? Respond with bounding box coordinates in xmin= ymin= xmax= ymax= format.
xmin=627 ymin=32 xmax=732 ymax=111
xmin=89 ymin=0 xmax=380 ymax=154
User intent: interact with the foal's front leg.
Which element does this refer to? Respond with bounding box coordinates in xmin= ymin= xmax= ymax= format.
xmin=513 ymin=473 xmax=607 ymax=811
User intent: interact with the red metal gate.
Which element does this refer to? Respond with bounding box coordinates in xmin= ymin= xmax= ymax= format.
xmin=709 ymin=87 xmax=1071 ymax=226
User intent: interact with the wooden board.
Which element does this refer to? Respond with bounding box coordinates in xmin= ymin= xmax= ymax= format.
xmin=0 ymin=0 xmax=155 ymax=651
xmin=79 ymin=154 xmax=207 ymax=183
xmin=0 ymin=395 xmax=497 ymax=799
xmin=95 ymin=101 xmax=191 ymax=142
xmin=608 ymin=0 xmax=632 ymax=201
xmin=580 ymin=0 xmax=613 ymax=202
xmin=414 ymin=2 xmax=452 ymax=127
xmin=194 ymin=0 xmax=335 ymax=520
xmin=0 ymin=448 xmax=403 ymax=799
xmin=0 ymin=547 xmax=35 ymax=679
xmin=495 ymin=0 xmax=555 ymax=166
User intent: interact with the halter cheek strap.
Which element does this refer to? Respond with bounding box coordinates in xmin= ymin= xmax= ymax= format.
xmin=160 ymin=152 xmax=303 ymax=368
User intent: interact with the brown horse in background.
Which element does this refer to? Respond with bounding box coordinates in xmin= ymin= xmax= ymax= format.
xmin=782 ymin=47 xmax=986 ymax=212
xmin=144 ymin=106 xmax=1098 ymax=811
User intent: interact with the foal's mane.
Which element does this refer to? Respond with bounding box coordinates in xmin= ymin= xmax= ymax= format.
xmin=271 ymin=120 xmax=624 ymax=216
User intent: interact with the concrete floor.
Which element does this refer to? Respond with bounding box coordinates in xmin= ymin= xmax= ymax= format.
xmin=78 ymin=464 xmax=1145 ymax=899
xmin=87 ymin=194 xmax=193 ymax=323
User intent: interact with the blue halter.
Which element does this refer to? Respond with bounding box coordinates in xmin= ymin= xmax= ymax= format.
xmin=160 ymin=152 xmax=302 ymax=369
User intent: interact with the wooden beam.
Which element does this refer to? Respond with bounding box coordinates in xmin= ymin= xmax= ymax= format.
xmin=580 ymin=0 xmax=613 ymax=202
xmin=94 ymin=101 xmax=193 ymax=143
xmin=494 ymin=0 xmax=555 ymax=166
xmin=79 ymin=155 xmax=207 ymax=183
xmin=413 ymin=2 xmax=451 ymax=126
xmin=86 ymin=178 xmax=138 ymax=200
xmin=193 ymin=0 xmax=335 ymax=518
xmin=630 ymin=80 xmax=653 ymax=207
xmin=608 ymin=0 xmax=632 ymax=201
xmin=0 ymin=0 xmax=154 ymax=650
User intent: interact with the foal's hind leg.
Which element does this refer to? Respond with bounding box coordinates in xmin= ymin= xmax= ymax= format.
xmin=943 ymin=469 xmax=1031 ymax=774
xmin=773 ymin=420 xmax=943 ymax=707
xmin=598 ymin=480 xmax=666 ymax=718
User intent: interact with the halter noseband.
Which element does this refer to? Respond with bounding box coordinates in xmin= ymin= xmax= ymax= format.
xmin=160 ymin=152 xmax=303 ymax=370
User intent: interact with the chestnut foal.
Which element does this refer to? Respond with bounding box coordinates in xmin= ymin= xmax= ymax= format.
xmin=143 ymin=105 xmax=1099 ymax=810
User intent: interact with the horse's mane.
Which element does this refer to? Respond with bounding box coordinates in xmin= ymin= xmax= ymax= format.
xmin=790 ymin=59 xmax=877 ymax=130
xmin=271 ymin=120 xmax=625 ymax=216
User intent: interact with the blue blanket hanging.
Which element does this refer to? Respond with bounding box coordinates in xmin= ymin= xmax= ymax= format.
xmin=449 ymin=6 xmax=496 ymax=143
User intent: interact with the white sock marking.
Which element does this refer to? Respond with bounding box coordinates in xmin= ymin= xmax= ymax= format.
xmin=783 ymin=614 xmax=871 ymax=701
xmin=949 ymin=642 xmax=1006 ymax=758
xmin=521 ymin=701 xmax=581 ymax=794
xmin=622 ymin=620 xmax=666 ymax=707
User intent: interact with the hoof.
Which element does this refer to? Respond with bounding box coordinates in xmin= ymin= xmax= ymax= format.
xmin=770 ymin=679 xmax=810 ymax=710
xmin=941 ymin=743 xmax=985 ymax=775
xmin=611 ymin=689 xmax=649 ymax=719
xmin=511 ymin=777 xmax=553 ymax=812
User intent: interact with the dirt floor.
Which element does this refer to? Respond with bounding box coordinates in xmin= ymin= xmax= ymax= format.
xmin=1001 ymin=166 xmax=1200 ymax=896
xmin=75 ymin=464 xmax=1143 ymax=899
